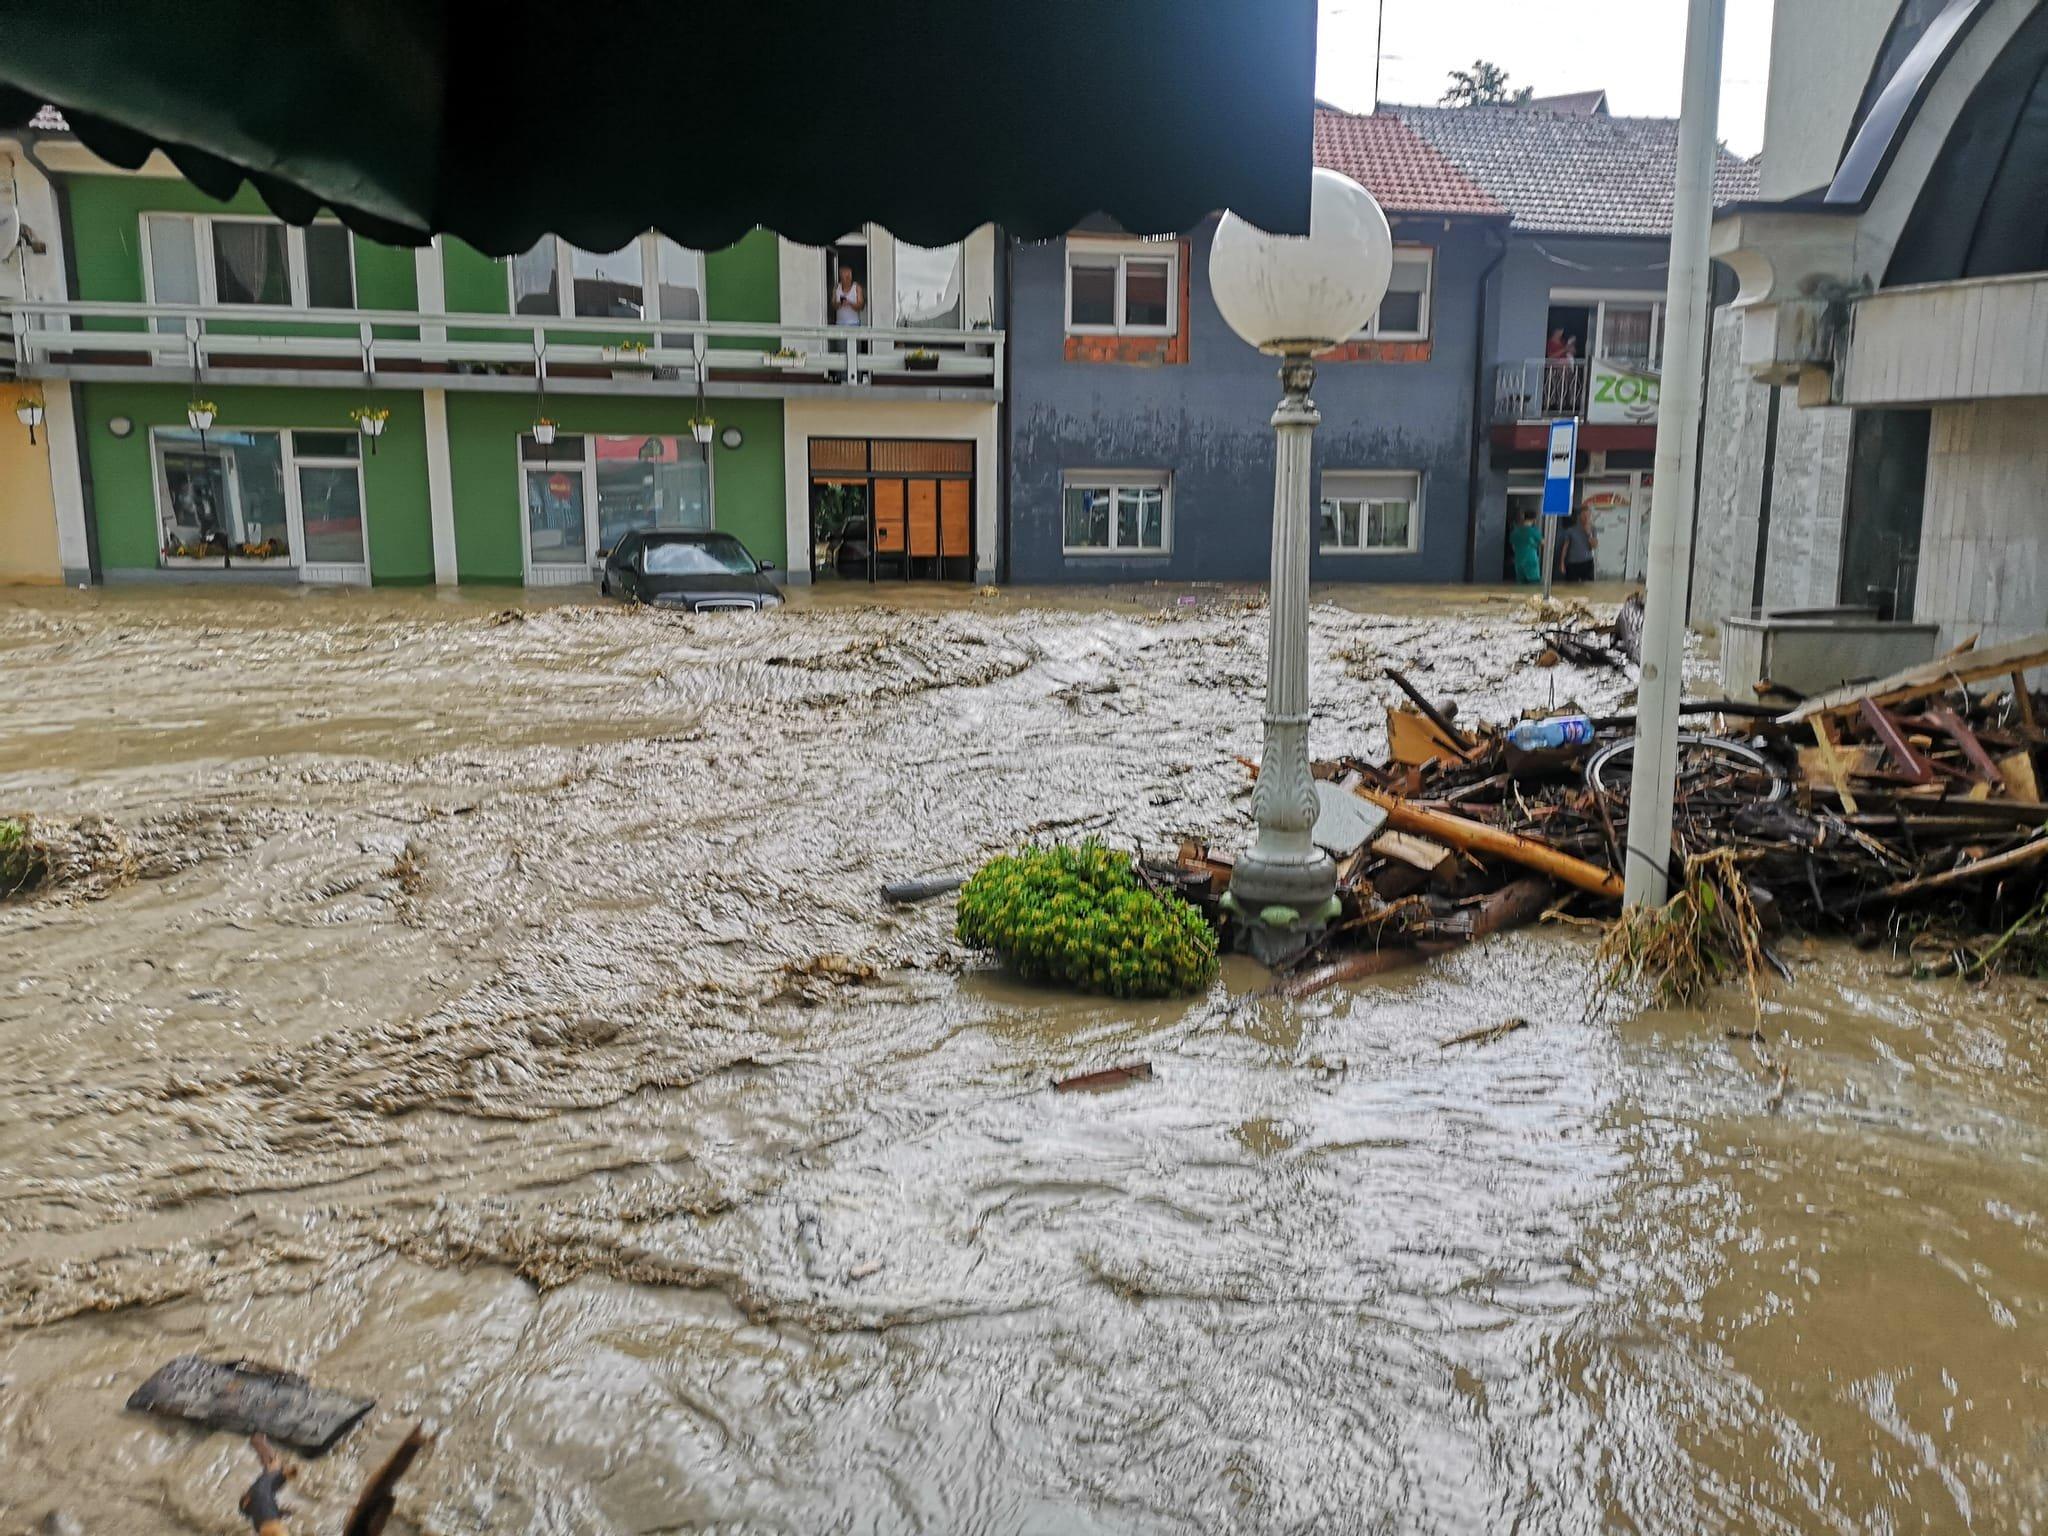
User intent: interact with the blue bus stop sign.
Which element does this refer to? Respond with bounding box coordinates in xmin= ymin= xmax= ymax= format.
xmin=1541 ymin=418 xmax=1578 ymax=518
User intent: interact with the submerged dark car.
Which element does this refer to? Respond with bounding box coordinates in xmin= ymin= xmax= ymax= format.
xmin=600 ymin=530 xmax=783 ymax=611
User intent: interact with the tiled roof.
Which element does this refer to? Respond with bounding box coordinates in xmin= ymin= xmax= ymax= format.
xmin=1525 ymin=89 xmax=1609 ymax=116
xmin=1312 ymin=108 xmax=1506 ymax=219
xmin=1390 ymin=103 xmax=1762 ymax=237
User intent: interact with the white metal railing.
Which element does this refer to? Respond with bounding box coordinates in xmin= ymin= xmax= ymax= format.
xmin=1 ymin=299 xmax=1004 ymax=394
xmin=1492 ymin=357 xmax=1589 ymax=421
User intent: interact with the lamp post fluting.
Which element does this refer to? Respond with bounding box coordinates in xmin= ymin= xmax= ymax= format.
xmin=1209 ymin=169 xmax=1393 ymax=965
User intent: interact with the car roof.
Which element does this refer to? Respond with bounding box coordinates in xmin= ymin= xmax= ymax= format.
xmin=640 ymin=529 xmax=741 ymax=543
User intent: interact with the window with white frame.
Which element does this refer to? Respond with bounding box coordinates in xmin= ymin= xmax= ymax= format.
xmin=509 ymin=233 xmax=705 ymax=323
xmin=1062 ymin=471 xmax=1170 ymax=554
xmin=1355 ymin=247 xmax=1432 ymax=340
xmin=150 ymin=425 xmax=368 ymax=571
xmin=1320 ymin=470 xmax=1420 ymax=554
xmin=1065 ymin=238 xmax=1176 ymax=335
xmin=141 ymin=213 xmax=357 ymax=310
xmin=895 ymin=239 xmax=964 ymax=328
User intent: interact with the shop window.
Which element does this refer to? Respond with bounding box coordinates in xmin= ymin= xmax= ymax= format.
xmin=595 ymin=435 xmax=710 ymax=550
xmin=154 ymin=428 xmax=290 ymax=558
xmin=1320 ymin=470 xmax=1420 ymax=554
xmin=142 ymin=214 xmax=357 ymax=310
xmin=1065 ymin=239 xmax=1177 ymax=336
xmin=1357 ymin=249 xmax=1432 ymax=341
xmin=1062 ymin=471 xmax=1170 ymax=554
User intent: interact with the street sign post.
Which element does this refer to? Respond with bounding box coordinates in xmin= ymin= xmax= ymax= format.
xmin=1540 ymin=417 xmax=1578 ymax=601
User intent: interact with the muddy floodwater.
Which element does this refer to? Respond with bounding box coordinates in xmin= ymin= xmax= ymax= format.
xmin=1 ymin=584 xmax=2043 ymax=1534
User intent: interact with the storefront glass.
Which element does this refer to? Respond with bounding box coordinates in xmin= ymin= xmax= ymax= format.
xmin=155 ymin=428 xmax=289 ymax=558
xmin=594 ymin=435 xmax=709 ymax=551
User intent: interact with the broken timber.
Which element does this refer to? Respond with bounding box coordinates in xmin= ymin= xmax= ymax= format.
xmin=126 ymin=1357 xmax=373 ymax=1455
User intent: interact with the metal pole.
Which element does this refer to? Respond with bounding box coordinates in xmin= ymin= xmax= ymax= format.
xmin=1226 ymin=355 xmax=1337 ymax=965
xmin=1624 ymin=0 xmax=1726 ymax=908
xmin=1541 ymin=513 xmax=1557 ymax=601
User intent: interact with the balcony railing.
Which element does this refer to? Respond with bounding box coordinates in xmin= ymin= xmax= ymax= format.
xmin=1491 ymin=355 xmax=1663 ymax=427
xmin=1492 ymin=357 xmax=1589 ymax=421
xmin=1 ymin=299 xmax=1004 ymax=397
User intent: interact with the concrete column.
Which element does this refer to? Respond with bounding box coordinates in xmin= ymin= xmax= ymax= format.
xmin=42 ymin=380 xmax=92 ymax=585
xmin=1625 ymin=0 xmax=1725 ymax=909
xmin=414 ymin=237 xmax=447 ymax=342
xmin=423 ymin=389 xmax=458 ymax=585
xmin=1226 ymin=358 xmax=1336 ymax=962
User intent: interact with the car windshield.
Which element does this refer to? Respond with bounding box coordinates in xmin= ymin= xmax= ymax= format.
xmin=643 ymin=537 xmax=757 ymax=576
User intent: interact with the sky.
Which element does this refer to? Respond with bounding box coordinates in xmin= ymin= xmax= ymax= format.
xmin=1315 ymin=0 xmax=1778 ymax=155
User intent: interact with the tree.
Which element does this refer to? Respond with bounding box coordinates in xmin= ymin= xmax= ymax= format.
xmin=1441 ymin=60 xmax=1533 ymax=107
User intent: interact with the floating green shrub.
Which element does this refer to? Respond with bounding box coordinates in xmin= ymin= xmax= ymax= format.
xmin=0 ymin=817 xmax=47 ymax=898
xmin=956 ymin=840 xmax=1219 ymax=998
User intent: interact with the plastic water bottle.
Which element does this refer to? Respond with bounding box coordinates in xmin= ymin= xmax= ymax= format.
xmin=1507 ymin=714 xmax=1594 ymax=752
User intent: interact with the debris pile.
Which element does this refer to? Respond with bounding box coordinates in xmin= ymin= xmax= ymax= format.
xmin=1167 ymin=632 xmax=2048 ymax=994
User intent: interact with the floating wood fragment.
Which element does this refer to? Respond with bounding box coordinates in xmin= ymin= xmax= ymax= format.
xmin=1350 ymin=785 xmax=1624 ymax=900
xmin=1439 ymin=1016 xmax=1530 ymax=1050
xmin=1281 ymin=944 xmax=1425 ymax=999
xmin=1781 ymin=631 xmax=2048 ymax=724
xmin=1052 ymin=1061 xmax=1154 ymax=1093
xmin=343 ymin=1421 xmax=433 ymax=1536
xmin=127 ymin=1357 xmax=373 ymax=1456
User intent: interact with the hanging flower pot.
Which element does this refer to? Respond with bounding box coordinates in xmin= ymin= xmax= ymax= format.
xmin=531 ymin=417 xmax=558 ymax=447
xmin=688 ymin=416 xmax=715 ymax=446
xmin=15 ymin=395 xmax=45 ymax=445
xmin=348 ymin=404 xmax=390 ymax=455
xmin=186 ymin=399 xmax=217 ymax=432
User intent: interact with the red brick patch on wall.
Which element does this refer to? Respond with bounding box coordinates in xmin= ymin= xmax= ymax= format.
xmin=1063 ymin=240 xmax=1192 ymax=366
xmin=1317 ymin=338 xmax=1433 ymax=365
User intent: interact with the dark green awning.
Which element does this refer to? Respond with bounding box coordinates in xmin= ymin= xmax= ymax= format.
xmin=0 ymin=0 xmax=1315 ymax=253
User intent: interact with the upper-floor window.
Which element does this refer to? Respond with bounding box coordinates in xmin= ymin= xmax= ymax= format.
xmin=1320 ymin=470 xmax=1420 ymax=554
xmin=1066 ymin=238 xmax=1176 ymax=336
xmin=896 ymin=239 xmax=964 ymax=328
xmin=510 ymin=233 xmax=704 ymax=324
xmin=1356 ymin=248 xmax=1432 ymax=341
xmin=142 ymin=213 xmax=356 ymax=310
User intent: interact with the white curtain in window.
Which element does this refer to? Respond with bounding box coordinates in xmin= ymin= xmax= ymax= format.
xmin=895 ymin=241 xmax=962 ymax=327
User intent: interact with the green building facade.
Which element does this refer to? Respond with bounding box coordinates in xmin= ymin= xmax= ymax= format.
xmin=8 ymin=135 xmax=1005 ymax=592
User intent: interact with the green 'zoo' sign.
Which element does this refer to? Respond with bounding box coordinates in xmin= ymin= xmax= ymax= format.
xmin=1589 ymin=358 xmax=1660 ymax=424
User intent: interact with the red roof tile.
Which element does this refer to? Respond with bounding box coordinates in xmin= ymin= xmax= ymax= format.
xmin=1312 ymin=108 xmax=1506 ymax=219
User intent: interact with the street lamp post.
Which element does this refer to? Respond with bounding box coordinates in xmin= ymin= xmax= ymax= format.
xmin=1210 ymin=169 xmax=1393 ymax=965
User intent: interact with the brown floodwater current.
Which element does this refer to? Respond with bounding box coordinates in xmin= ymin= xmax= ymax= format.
xmin=0 ymin=584 xmax=2042 ymax=1534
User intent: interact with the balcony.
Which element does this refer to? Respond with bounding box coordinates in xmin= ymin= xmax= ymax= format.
xmin=2 ymin=300 xmax=1004 ymax=400
xmin=1490 ymin=356 xmax=1661 ymax=427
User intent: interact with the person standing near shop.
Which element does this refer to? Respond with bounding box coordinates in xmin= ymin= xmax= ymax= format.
xmin=1558 ymin=504 xmax=1598 ymax=582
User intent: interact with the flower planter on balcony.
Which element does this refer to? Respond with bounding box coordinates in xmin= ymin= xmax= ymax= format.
xmin=763 ymin=351 xmax=808 ymax=370
xmin=161 ymin=554 xmax=229 ymax=570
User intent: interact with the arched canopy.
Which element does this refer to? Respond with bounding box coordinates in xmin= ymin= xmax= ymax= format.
xmin=0 ymin=0 xmax=1316 ymax=253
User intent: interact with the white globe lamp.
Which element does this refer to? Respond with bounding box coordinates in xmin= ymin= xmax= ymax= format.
xmin=1210 ymin=168 xmax=1395 ymax=965
xmin=1211 ymin=168 xmax=1393 ymax=356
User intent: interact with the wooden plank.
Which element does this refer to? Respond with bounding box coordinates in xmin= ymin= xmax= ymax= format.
xmin=1797 ymin=741 xmax=1882 ymax=786
xmin=1876 ymin=830 xmax=2048 ymax=899
xmin=1998 ymin=750 xmax=2040 ymax=802
xmin=2015 ymin=672 xmax=2040 ymax=732
xmin=939 ymin=479 xmax=971 ymax=559
xmin=1371 ymin=829 xmax=1453 ymax=873
xmin=1860 ymin=699 xmax=1937 ymax=783
xmin=907 ymin=480 xmax=939 ymax=557
xmin=1923 ymin=704 xmax=2004 ymax=783
xmin=1809 ymin=716 xmax=1860 ymax=815
xmin=872 ymin=477 xmax=905 ymax=553
xmin=1350 ymin=786 xmax=1624 ymax=900
xmin=1386 ymin=707 xmax=1466 ymax=768
xmin=126 ymin=1357 xmax=373 ymax=1455
xmin=1780 ymin=631 xmax=2048 ymax=723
